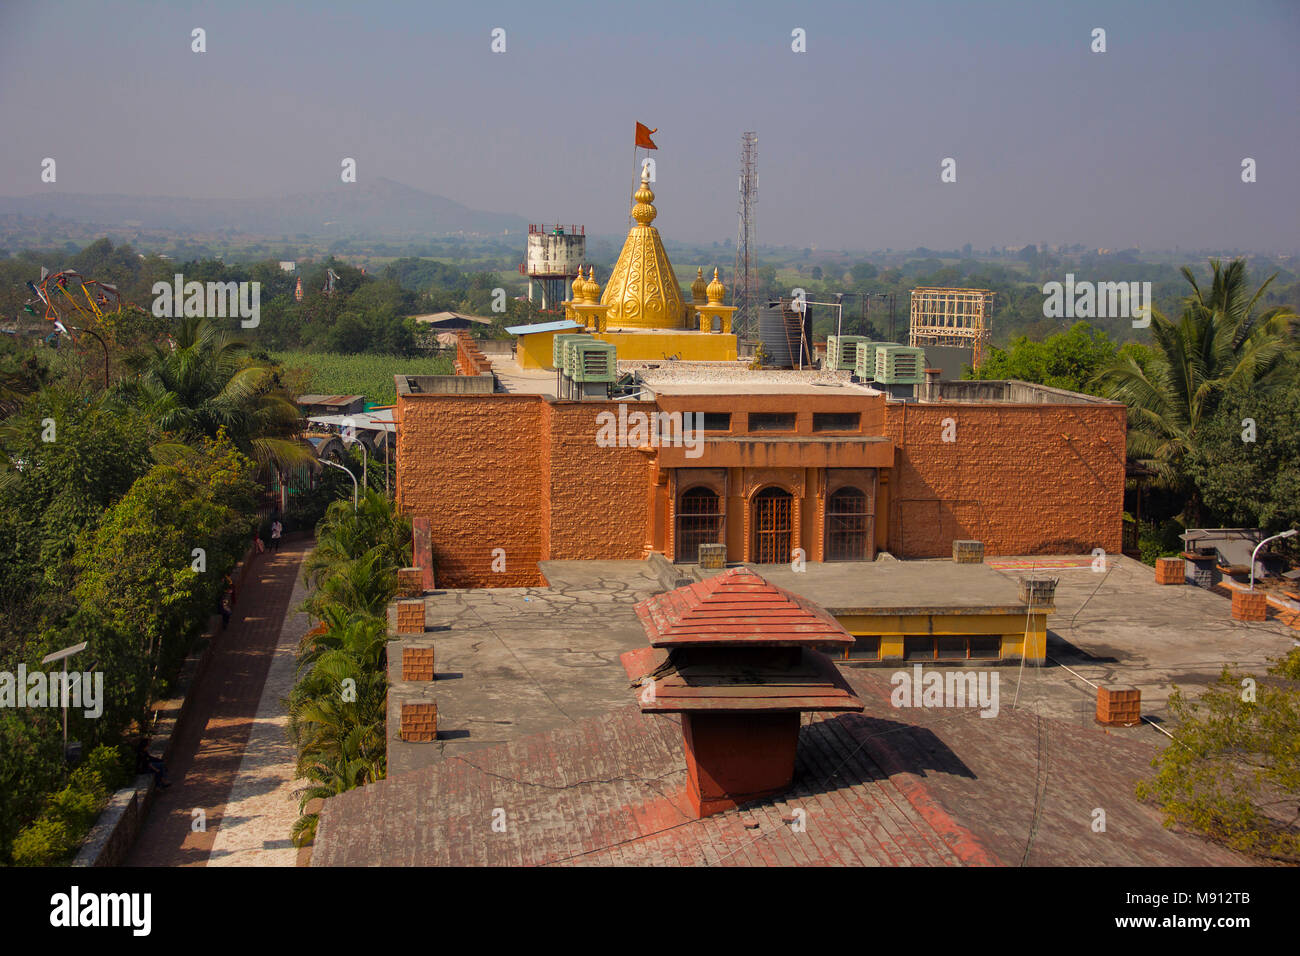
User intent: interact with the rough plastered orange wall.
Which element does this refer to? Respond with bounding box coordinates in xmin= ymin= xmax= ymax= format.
xmin=397 ymin=394 xmax=546 ymax=587
xmin=544 ymin=402 xmax=651 ymax=560
xmin=882 ymin=402 xmax=1126 ymax=557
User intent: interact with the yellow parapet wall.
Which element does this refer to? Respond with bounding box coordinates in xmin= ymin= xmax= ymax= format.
xmin=594 ymin=331 xmax=737 ymax=363
xmin=518 ymin=329 xmax=739 ymax=369
xmin=829 ymin=611 xmax=1049 ymax=664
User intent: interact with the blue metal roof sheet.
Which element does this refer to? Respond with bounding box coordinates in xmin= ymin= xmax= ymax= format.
xmin=505 ymin=319 xmax=583 ymax=335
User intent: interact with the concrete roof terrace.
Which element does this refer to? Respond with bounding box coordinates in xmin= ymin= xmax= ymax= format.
xmin=755 ymin=559 xmax=1040 ymax=615
xmin=409 ymin=348 xmax=1118 ymax=408
xmin=357 ymin=553 xmax=1298 ymax=866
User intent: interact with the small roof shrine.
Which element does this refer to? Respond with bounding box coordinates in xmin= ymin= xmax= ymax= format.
xmin=624 ymin=567 xmax=864 ymax=816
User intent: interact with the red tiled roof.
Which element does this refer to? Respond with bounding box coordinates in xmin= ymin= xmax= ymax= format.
xmin=312 ymin=703 xmax=994 ymax=867
xmin=634 ymin=567 xmax=854 ymax=648
xmin=312 ymin=670 xmax=1256 ymax=867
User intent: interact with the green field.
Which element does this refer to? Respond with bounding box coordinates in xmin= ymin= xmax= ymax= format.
xmin=272 ymin=350 xmax=454 ymax=405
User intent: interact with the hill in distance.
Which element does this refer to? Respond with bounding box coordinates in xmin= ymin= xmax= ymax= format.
xmin=0 ymin=177 xmax=530 ymax=239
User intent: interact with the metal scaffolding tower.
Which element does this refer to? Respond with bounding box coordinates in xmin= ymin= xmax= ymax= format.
xmin=733 ymin=132 xmax=757 ymax=339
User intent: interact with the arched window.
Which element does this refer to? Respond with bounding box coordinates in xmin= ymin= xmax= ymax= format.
xmin=677 ymin=486 xmax=723 ymax=563
xmin=751 ymin=487 xmax=793 ymax=564
xmin=826 ymin=487 xmax=870 ymax=561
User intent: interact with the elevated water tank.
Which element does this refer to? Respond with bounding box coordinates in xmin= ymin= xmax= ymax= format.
xmin=757 ymin=300 xmax=809 ymax=368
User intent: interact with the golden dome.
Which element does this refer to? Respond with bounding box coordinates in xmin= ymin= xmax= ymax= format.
xmin=706 ymin=267 xmax=726 ymax=305
xmin=691 ymin=267 xmax=707 ymax=304
xmin=583 ymin=266 xmax=600 ymax=303
xmin=571 ymin=268 xmax=586 ymax=303
xmin=601 ymin=170 xmax=687 ymax=329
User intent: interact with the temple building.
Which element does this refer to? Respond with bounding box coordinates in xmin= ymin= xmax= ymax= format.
xmin=393 ymin=150 xmax=1128 ymax=625
xmin=510 ymin=168 xmax=738 ymax=367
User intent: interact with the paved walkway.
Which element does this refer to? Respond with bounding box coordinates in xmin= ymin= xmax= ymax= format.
xmin=127 ymin=538 xmax=312 ymax=866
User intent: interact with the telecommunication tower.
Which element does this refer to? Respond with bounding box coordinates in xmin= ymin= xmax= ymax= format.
xmin=733 ymin=132 xmax=757 ymax=338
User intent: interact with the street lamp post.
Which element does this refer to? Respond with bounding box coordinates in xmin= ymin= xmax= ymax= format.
xmin=1249 ymin=529 xmax=1298 ymax=591
xmin=321 ymin=459 xmax=358 ymax=512
xmin=41 ymin=641 xmax=87 ymax=759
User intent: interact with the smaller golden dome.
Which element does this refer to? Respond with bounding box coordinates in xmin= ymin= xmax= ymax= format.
xmin=706 ymin=267 xmax=726 ymax=305
xmin=691 ymin=267 xmax=707 ymax=304
xmin=583 ymin=266 xmax=601 ymax=303
xmin=571 ymin=268 xmax=586 ymax=302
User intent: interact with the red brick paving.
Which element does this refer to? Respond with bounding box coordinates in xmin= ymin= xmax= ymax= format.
xmin=127 ymin=539 xmax=310 ymax=867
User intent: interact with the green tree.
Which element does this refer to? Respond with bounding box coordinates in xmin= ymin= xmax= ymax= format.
xmin=302 ymin=489 xmax=411 ymax=619
xmin=1137 ymin=649 xmax=1300 ymax=863
xmin=968 ymin=321 xmax=1132 ymax=394
xmin=112 ymin=316 xmax=313 ymax=472
xmin=1186 ymin=379 xmax=1300 ymax=532
xmin=0 ymin=392 xmax=152 ymax=646
xmin=73 ymin=435 xmax=260 ymax=699
xmin=1095 ymin=259 xmax=1297 ymax=519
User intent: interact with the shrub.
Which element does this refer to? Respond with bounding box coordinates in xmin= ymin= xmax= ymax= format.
xmin=9 ymin=744 xmax=132 ymax=866
xmin=11 ymin=816 xmax=77 ymax=867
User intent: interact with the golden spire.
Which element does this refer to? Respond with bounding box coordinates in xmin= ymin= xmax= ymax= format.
xmin=631 ymin=168 xmax=656 ymax=226
xmin=691 ymin=267 xmax=708 ymax=304
xmin=706 ymin=267 xmax=726 ymax=305
xmin=601 ymin=169 xmax=687 ymax=329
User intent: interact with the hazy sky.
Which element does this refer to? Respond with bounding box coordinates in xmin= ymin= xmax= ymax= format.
xmin=1 ymin=0 xmax=1297 ymax=251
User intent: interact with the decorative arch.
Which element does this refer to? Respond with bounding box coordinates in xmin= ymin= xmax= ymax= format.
xmin=750 ymin=485 xmax=794 ymax=564
xmin=676 ymin=484 xmax=724 ymax=563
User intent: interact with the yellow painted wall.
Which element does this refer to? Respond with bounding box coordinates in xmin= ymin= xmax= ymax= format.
xmin=516 ymin=331 xmax=565 ymax=370
xmin=833 ymin=611 xmax=1049 ymax=663
xmin=595 ymin=331 xmax=737 ymax=363
xmin=520 ymin=330 xmax=738 ymax=368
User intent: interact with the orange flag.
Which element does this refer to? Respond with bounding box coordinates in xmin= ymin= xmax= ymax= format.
xmin=635 ymin=122 xmax=658 ymax=150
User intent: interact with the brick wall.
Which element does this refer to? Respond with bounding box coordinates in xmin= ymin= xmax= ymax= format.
xmin=882 ymin=401 xmax=1125 ymax=558
xmin=397 ymin=394 xmax=546 ymax=588
xmin=454 ymin=331 xmax=492 ymax=376
xmin=397 ymin=388 xmax=1127 ymax=586
xmin=545 ymin=402 xmax=651 ymax=560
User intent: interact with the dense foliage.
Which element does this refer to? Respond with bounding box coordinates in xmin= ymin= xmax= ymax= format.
xmin=1095 ymin=259 xmax=1298 ymax=523
xmin=965 ymin=322 xmax=1149 ymax=395
xmin=289 ymin=489 xmax=411 ymax=846
xmin=1137 ymin=649 xmax=1300 ymax=862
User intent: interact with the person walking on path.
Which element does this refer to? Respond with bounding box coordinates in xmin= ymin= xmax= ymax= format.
xmin=218 ymin=584 xmax=233 ymax=631
xmin=270 ymin=518 xmax=282 ymax=552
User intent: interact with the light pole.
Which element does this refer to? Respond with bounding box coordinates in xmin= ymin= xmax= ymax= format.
xmin=321 ymin=458 xmax=358 ymax=512
xmin=41 ymin=641 xmax=87 ymax=759
xmin=1249 ymin=529 xmax=1297 ymax=591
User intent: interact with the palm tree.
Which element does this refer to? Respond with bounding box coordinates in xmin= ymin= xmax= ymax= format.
xmin=304 ymin=489 xmax=412 ymax=577
xmin=290 ymin=727 xmax=386 ymax=848
xmin=111 ymin=316 xmax=313 ymax=472
xmin=1095 ymin=259 xmax=1297 ymax=520
xmin=287 ymin=611 xmax=389 ymax=847
xmin=302 ymin=489 xmax=411 ymax=618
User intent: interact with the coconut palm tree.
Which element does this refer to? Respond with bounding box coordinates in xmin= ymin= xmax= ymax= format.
xmin=111 ymin=316 xmax=313 ymax=472
xmin=1094 ymin=259 xmax=1297 ymax=520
